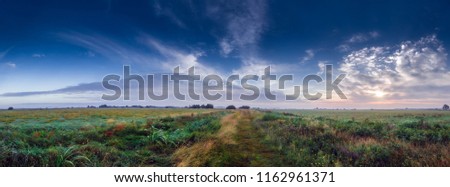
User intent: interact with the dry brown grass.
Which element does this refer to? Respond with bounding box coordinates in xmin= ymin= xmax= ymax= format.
xmin=106 ymin=118 xmax=115 ymax=124
xmin=172 ymin=140 xmax=216 ymax=167
xmin=216 ymin=112 xmax=239 ymax=144
xmin=173 ymin=111 xmax=241 ymax=166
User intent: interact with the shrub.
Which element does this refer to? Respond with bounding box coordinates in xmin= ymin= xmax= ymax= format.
xmin=239 ymin=106 xmax=250 ymax=109
xmin=262 ymin=113 xmax=281 ymax=121
xmin=226 ymin=105 xmax=236 ymax=110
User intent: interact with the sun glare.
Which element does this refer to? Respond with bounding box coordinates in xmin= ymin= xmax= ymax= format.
xmin=374 ymin=90 xmax=386 ymax=98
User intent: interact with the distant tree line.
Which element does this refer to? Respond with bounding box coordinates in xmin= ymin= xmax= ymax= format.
xmin=93 ymin=104 xmax=176 ymax=109
xmin=85 ymin=104 xmax=250 ymax=110
xmin=225 ymin=105 xmax=250 ymax=110
xmin=187 ymin=104 xmax=214 ymax=109
xmin=239 ymin=105 xmax=250 ymax=109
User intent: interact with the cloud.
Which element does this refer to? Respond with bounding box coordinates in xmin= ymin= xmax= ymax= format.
xmin=338 ymin=31 xmax=380 ymax=52
xmin=231 ymin=57 xmax=270 ymax=76
xmin=0 ymin=47 xmax=13 ymax=60
xmin=60 ymin=32 xmax=162 ymax=67
xmin=230 ymin=56 xmax=301 ymax=98
xmin=337 ymin=44 xmax=351 ymax=52
xmin=0 ymin=82 xmax=106 ymax=97
xmin=60 ymin=32 xmax=222 ymax=75
xmin=0 ymin=51 xmax=7 ymax=60
xmin=152 ymin=0 xmax=187 ymax=29
xmin=219 ymin=39 xmax=233 ymax=56
xmin=348 ymin=34 xmax=368 ymax=43
xmin=32 ymin=53 xmax=45 ymax=58
xmin=317 ymin=61 xmax=327 ymax=75
xmin=86 ymin=51 xmax=96 ymax=57
xmin=205 ymin=0 xmax=281 ymax=89
xmin=347 ymin=31 xmax=380 ymax=43
xmin=208 ymin=0 xmax=267 ymax=57
xmin=4 ymin=62 xmax=16 ymax=68
xmin=300 ymin=49 xmax=315 ymax=64
xmin=369 ymin=31 xmax=380 ymax=38
xmin=339 ymin=35 xmax=450 ymax=102
xmin=141 ymin=36 xmax=221 ymax=75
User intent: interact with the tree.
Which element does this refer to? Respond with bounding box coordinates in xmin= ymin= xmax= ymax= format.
xmin=99 ymin=104 xmax=108 ymax=108
xmin=226 ymin=105 xmax=236 ymax=110
xmin=205 ymin=104 xmax=214 ymax=109
xmin=189 ymin=104 xmax=201 ymax=109
xmin=443 ymin=104 xmax=449 ymax=111
xmin=7 ymin=107 xmax=13 ymax=110
xmin=239 ymin=105 xmax=250 ymax=109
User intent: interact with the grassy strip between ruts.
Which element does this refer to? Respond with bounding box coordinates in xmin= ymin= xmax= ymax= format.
xmin=173 ymin=110 xmax=282 ymax=166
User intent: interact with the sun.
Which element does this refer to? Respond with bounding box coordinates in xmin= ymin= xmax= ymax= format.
xmin=374 ymin=90 xmax=386 ymax=98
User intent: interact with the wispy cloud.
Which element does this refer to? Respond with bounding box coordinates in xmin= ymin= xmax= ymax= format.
xmin=141 ymin=35 xmax=221 ymax=75
xmin=60 ymin=31 xmax=222 ymax=75
xmin=219 ymin=38 xmax=233 ymax=56
xmin=86 ymin=51 xmax=96 ymax=57
xmin=338 ymin=31 xmax=380 ymax=52
xmin=369 ymin=31 xmax=380 ymax=38
xmin=300 ymin=49 xmax=315 ymax=64
xmin=60 ymin=32 xmax=161 ymax=67
xmin=0 ymin=47 xmax=13 ymax=60
xmin=152 ymin=0 xmax=187 ymax=29
xmin=205 ymin=0 xmax=287 ymax=88
xmin=0 ymin=51 xmax=7 ymax=60
xmin=348 ymin=34 xmax=367 ymax=43
xmin=32 ymin=53 xmax=45 ymax=58
xmin=347 ymin=31 xmax=380 ymax=43
xmin=4 ymin=62 xmax=16 ymax=68
xmin=337 ymin=44 xmax=351 ymax=52
xmin=317 ymin=61 xmax=327 ymax=75
xmin=208 ymin=0 xmax=267 ymax=57
xmin=0 ymin=82 xmax=105 ymax=97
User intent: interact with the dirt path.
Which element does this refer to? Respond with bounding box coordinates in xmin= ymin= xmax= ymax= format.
xmin=173 ymin=110 xmax=279 ymax=166
xmin=228 ymin=110 xmax=280 ymax=166
xmin=215 ymin=111 xmax=240 ymax=144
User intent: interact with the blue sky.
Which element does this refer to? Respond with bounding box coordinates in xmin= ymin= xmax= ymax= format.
xmin=1 ymin=0 xmax=450 ymax=109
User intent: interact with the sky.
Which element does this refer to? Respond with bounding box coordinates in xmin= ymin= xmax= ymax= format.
xmin=0 ymin=0 xmax=450 ymax=109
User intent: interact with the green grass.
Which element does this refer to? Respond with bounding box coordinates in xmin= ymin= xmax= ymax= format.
xmin=0 ymin=109 xmax=225 ymax=166
xmin=255 ymin=110 xmax=450 ymax=166
xmin=1 ymin=108 xmax=448 ymax=166
xmin=279 ymin=109 xmax=450 ymax=124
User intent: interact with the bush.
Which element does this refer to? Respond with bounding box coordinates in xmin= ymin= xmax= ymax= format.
xmin=262 ymin=113 xmax=281 ymax=121
xmin=226 ymin=105 xmax=236 ymax=110
xmin=239 ymin=106 xmax=250 ymax=109
xmin=443 ymin=104 xmax=449 ymax=111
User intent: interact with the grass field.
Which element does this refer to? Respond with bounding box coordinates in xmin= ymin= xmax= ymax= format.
xmin=0 ymin=108 xmax=223 ymax=166
xmin=259 ymin=110 xmax=449 ymax=166
xmin=0 ymin=108 xmax=448 ymax=166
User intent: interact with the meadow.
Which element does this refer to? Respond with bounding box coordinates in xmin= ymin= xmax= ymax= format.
xmin=0 ymin=108 xmax=224 ymax=166
xmin=0 ymin=108 xmax=448 ymax=166
xmin=259 ymin=109 xmax=449 ymax=166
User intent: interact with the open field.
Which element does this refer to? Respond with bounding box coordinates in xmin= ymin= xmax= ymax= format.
xmin=0 ymin=108 xmax=448 ymax=166
xmin=0 ymin=108 xmax=223 ymax=166
xmin=259 ymin=110 xmax=450 ymax=166
xmin=278 ymin=109 xmax=450 ymax=124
